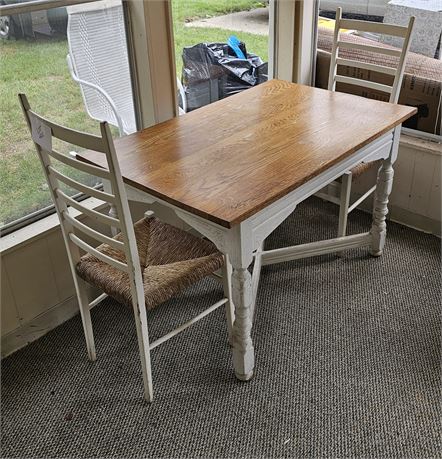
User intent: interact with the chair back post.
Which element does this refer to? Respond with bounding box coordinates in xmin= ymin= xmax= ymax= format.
xmin=389 ymin=15 xmax=415 ymax=103
xmin=328 ymin=6 xmax=342 ymax=91
xmin=99 ymin=121 xmax=154 ymax=400
xmin=327 ymin=8 xmax=415 ymax=103
xmin=18 ymin=94 xmax=104 ymax=360
xmin=99 ymin=121 xmax=147 ymax=306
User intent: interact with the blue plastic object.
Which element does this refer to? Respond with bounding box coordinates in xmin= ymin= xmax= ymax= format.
xmin=227 ymin=35 xmax=246 ymax=59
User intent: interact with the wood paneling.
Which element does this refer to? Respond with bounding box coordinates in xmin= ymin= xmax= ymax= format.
xmin=1 ymin=264 xmax=20 ymax=335
xmin=3 ymin=238 xmax=60 ymax=322
xmin=80 ymin=79 xmax=416 ymax=228
xmin=427 ymin=161 xmax=441 ymax=221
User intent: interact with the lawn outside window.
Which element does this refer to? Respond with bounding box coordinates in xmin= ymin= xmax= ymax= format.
xmin=0 ymin=0 xmax=125 ymax=235
xmin=1 ymin=0 xmax=270 ymax=236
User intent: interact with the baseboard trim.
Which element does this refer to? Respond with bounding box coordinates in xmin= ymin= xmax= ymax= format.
xmin=388 ymin=205 xmax=441 ymax=237
xmin=1 ymin=295 xmax=80 ymax=358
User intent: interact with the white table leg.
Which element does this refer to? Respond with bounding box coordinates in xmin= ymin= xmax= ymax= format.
xmin=231 ymin=265 xmax=255 ymax=381
xmin=370 ymin=157 xmax=394 ymax=257
xmin=172 ymin=210 xmax=257 ymax=381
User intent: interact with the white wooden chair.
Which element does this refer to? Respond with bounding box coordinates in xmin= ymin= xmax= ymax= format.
xmin=19 ymin=94 xmax=233 ymax=402
xmin=319 ymin=8 xmax=414 ymax=237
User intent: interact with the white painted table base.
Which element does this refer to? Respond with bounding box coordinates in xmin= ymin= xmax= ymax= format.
xmin=107 ymin=126 xmax=401 ymax=381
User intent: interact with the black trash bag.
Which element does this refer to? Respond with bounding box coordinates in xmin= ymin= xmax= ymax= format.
xmin=182 ymin=41 xmax=268 ymax=111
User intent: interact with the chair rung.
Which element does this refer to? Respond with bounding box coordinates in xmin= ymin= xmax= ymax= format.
xmin=149 ymin=298 xmax=228 ymax=350
xmin=89 ymin=293 xmax=108 ymax=309
xmin=348 ymin=185 xmax=377 ymax=213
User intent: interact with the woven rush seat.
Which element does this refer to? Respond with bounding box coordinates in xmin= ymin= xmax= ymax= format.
xmin=337 ymin=160 xmax=382 ymax=182
xmin=76 ymin=216 xmax=224 ymax=310
xmin=350 ymin=160 xmax=381 ymax=179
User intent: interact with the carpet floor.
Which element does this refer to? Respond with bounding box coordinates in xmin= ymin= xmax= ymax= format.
xmin=1 ymin=197 xmax=440 ymax=458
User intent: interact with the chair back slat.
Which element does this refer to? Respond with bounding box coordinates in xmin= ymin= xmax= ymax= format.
xmin=48 ymin=166 xmax=117 ymax=204
xmin=55 ymin=189 xmax=121 ymax=229
xmin=337 ymin=41 xmax=402 ymax=57
xmin=339 ymin=18 xmax=409 ymax=37
xmin=62 ymin=210 xmax=125 ymax=251
xmin=334 ymin=75 xmax=393 ymax=94
xmin=335 ymin=57 xmax=397 ymax=76
xmin=69 ymin=233 xmax=129 ymax=272
xmin=328 ymin=8 xmax=415 ymax=103
xmin=46 ymin=148 xmax=111 ymax=180
xmin=27 ymin=109 xmax=107 ymax=153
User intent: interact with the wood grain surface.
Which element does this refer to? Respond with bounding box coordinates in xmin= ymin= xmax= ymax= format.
xmin=79 ymin=79 xmax=416 ymax=228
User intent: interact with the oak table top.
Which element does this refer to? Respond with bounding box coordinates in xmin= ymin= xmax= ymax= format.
xmin=79 ymin=79 xmax=416 ymax=228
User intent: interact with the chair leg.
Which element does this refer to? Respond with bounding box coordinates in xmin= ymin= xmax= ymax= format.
xmin=338 ymin=172 xmax=352 ymax=238
xmin=131 ymin=300 xmax=154 ymax=402
xmin=75 ymin=276 xmax=96 ymax=361
xmin=221 ymin=255 xmax=235 ymax=346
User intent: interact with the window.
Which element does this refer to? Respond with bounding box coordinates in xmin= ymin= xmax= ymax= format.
xmin=171 ymin=0 xmax=270 ymax=113
xmin=316 ymin=0 xmax=442 ymax=140
xmin=0 ymin=0 xmax=135 ymax=235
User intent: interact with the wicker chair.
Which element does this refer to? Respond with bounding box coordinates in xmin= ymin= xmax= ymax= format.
xmin=66 ymin=0 xmax=187 ymax=137
xmin=19 ymin=94 xmax=234 ymax=402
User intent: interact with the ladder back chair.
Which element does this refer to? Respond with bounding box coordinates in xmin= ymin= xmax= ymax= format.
xmin=323 ymin=8 xmax=414 ymax=237
xmin=19 ymin=94 xmax=234 ymax=402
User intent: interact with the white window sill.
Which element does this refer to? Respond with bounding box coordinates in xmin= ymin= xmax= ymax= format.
xmin=0 ymin=197 xmax=107 ymax=255
xmin=399 ymin=133 xmax=441 ymax=155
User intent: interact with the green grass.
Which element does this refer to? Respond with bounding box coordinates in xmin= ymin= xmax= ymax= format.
xmin=172 ymin=0 xmax=264 ymax=23
xmin=172 ymin=0 xmax=267 ymax=76
xmin=0 ymin=0 xmax=267 ymax=227
xmin=0 ymin=38 xmax=103 ymax=226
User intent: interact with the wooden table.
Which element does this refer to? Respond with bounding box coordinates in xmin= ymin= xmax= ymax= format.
xmin=80 ymin=79 xmax=416 ymax=381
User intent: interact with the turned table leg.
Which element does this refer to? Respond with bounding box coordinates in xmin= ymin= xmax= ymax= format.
xmin=231 ymin=266 xmax=255 ymax=381
xmin=171 ymin=209 xmax=257 ymax=381
xmin=370 ymin=158 xmax=394 ymax=257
